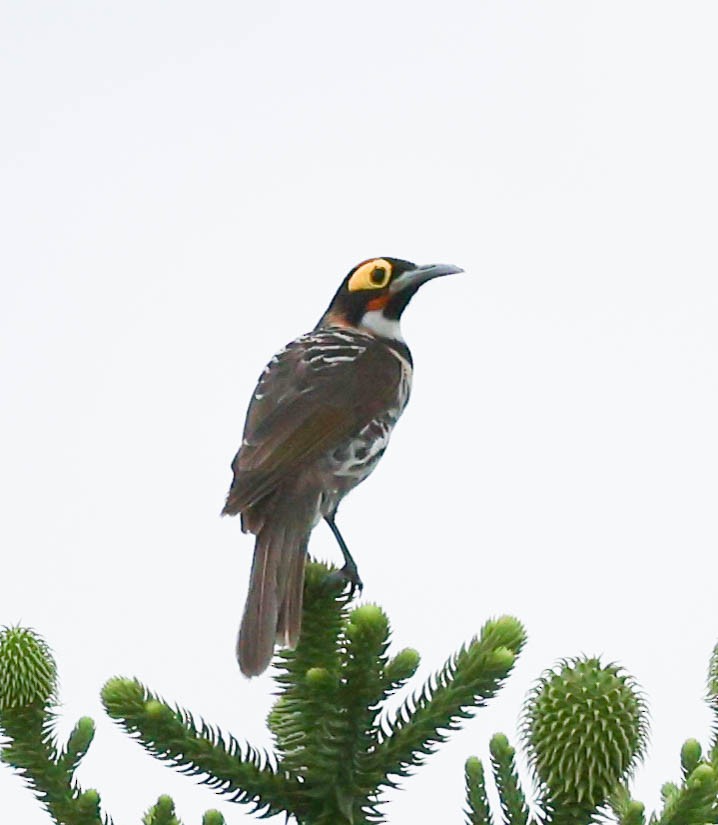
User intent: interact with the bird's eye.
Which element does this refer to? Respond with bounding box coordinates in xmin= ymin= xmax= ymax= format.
xmin=347 ymin=258 xmax=393 ymax=292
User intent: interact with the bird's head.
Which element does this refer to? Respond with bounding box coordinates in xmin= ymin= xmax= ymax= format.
xmin=318 ymin=257 xmax=464 ymax=341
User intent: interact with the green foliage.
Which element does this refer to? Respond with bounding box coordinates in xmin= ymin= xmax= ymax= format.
xmin=680 ymin=739 xmax=703 ymax=780
xmin=608 ymin=783 xmax=646 ymax=825
xmin=5 ymin=571 xmax=718 ymax=825
xmin=465 ymin=657 xmax=650 ymax=825
xmin=0 ymin=626 xmax=105 ymax=825
xmin=101 ymin=676 xmax=299 ymax=818
xmin=369 ymin=617 xmax=523 ymax=786
xmin=465 ymin=646 xmax=718 ymax=825
xmin=464 ymin=743 xmax=539 ymax=825
xmin=104 ymin=561 xmax=525 ymax=824
xmin=59 ymin=716 xmax=96 ymax=774
xmin=464 ymin=756 xmax=493 ymax=825
xmin=0 ymin=626 xmax=266 ymax=825
xmin=708 ymin=640 xmax=718 ymax=762
xmin=201 ymin=812 xmax=226 ymax=825
xmin=654 ymin=763 xmax=718 ymax=824
xmin=619 ymin=802 xmax=646 ymax=825
xmin=488 ymin=733 xmax=530 ymax=825
xmin=631 ymin=643 xmax=718 ymax=825
xmin=142 ymin=795 xmax=226 ymax=825
xmin=143 ymin=795 xmax=182 ymax=825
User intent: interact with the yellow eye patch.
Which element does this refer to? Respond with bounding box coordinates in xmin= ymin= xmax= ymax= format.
xmin=347 ymin=259 xmax=393 ymax=292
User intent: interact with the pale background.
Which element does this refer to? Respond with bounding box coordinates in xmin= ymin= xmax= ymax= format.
xmin=2 ymin=2 xmax=717 ymax=822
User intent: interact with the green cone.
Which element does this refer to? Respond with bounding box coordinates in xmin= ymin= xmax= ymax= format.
xmin=0 ymin=626 xmax=57 ymax=710
xmin=521 ymin=656 xmax=648 ymax=818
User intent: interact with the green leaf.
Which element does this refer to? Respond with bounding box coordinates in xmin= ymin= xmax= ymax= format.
xmin=489 ymin=734 xmax=529 ymax=825
xmin=102 ymin=676 xmax=300 ymax=819
xmin=609 ymin=784 xmax=646 ymax=825
xmin=655 ymin=763 xmax=718 ymax=825
xmin=268 ymin=561 xmax=351 ymax=782
xmin=143 ymin=794 xmax=183 ymax=825
xmin=0 ymin=627 xmax=106 ymax=825
xmin=680 ymin=739 xmax=702 ymax=780
xmin=201 ymin=811 xmax=226 ymax=825
xmin=383 ymin=648 xmax=420 ymax=690
xmin=370 ymin=616 xmax=525 ymax=783
xmin=621 ymin=801 xmax=646 ymax=825
xmin=464 ymin=756 xmax=494 ymax=825
xmin=59 ymin=717 xmax=96 ymax=774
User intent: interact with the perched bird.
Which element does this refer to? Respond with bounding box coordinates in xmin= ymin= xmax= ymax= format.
xmin=223 ymin=257 xmax=463 ymax=676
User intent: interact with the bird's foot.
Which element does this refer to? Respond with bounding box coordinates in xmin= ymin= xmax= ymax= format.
xmin=323 ymin=561 xmax=364 ymax=599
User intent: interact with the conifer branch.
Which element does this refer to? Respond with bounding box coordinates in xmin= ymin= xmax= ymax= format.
xmin=142 ymin=795 xmax=183 ymax=825
xmin=15 ymin=567 xmax=718 ymax=825
xmin=619 ymin=803 xmax=647 ymax=825
xmin=609 ymin=784 xmax=646 ymax=825
xmin=269 ymin=563 xmax=369 ymax=822
xmin=0 ymin=626 xmax=107 ymax=825
xmin=269 ymin=561 xmax=350 ymax=782
xmin=101 ymin=676 xmax=300 ymax=818
xmin=464 ymin=756 xmax=494 ymax=825
xmin=370 ymin=616 xmax=525 ymax=783
xmin=331 ymin=604 xmax=392 ymax=822
xmin=488 ymin=734 xmax=530 ymax=825
xmin=680 ymin=739 xmax=703 ymax=781
xmin=141 ymin=795 xmax=225 ymax=825
xmin=654 ymin=763 xmax=718 ymax=824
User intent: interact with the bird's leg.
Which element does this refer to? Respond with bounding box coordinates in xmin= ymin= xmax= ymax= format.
xmin=324 ymin=514 xmax=363 ymax=596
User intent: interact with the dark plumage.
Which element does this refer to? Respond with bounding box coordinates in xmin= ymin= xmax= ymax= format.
xmin=224 ymin=257 xmax=463 ymax=676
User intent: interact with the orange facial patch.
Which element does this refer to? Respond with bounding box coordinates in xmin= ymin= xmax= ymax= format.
xmin=366 ymin=294 xmax=391 ymax=312
xmin=347 ymin=258 xmax=392 ymax=292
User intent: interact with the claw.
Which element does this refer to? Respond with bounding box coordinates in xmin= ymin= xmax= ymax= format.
xmin=323 ymin=563 xmax=363 ymax=598
xmin=323 ymin=513 xmax=364 ymax=597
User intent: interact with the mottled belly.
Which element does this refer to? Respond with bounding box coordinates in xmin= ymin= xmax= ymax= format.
xmin=314 ymin=414 xmax=397 ymax=518
xmin=330 ymin=418 xmax=394 ymax=481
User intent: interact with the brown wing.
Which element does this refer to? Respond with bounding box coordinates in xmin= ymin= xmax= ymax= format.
xmin=222 ymin=330 xmax=405 ymax=516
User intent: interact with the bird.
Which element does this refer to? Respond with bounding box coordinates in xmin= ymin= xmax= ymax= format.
xmin=223 ymin=256 xmax=463 ymax=676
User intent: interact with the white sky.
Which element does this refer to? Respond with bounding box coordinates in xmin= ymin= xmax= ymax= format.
xmin=2 ymin=2 xmax=718 ymax=823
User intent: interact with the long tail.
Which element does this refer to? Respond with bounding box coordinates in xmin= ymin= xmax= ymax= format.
xmin=236 ymin=500 xmax=312 ymax=677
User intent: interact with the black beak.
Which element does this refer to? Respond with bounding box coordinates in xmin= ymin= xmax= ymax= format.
xmin=389 ymin=262 xmax=464 ymax=293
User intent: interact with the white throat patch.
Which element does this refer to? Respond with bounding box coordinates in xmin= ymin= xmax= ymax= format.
xmin=360 ymin=310 xmax=404 ymax=341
